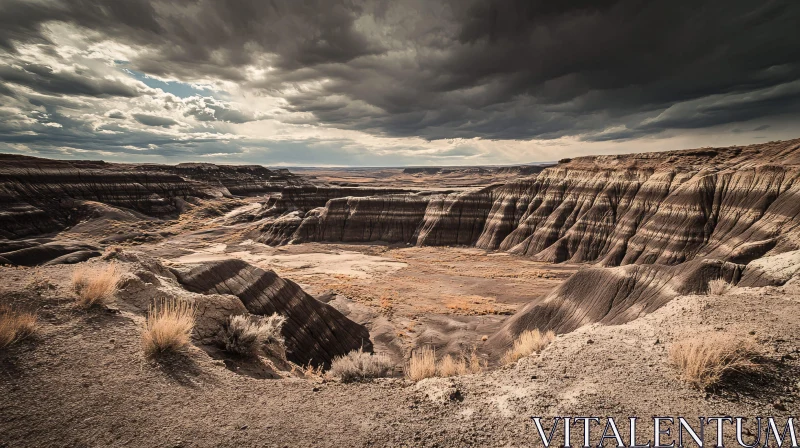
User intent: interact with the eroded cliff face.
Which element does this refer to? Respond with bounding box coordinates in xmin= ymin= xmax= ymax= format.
xmin=257 ymin=185 xmax=419 ymax=217
xmin=0 ymin=155 xmax=307 ymax=238
xmin=252 ymin=139 xmax=800 ymax=345
xmin=472 ymin=163 xmax=800 ymax=267
xmin=141 ymin=163 xmax=310 ymax=196
xmin=0 ymin=155 xmax=223 ymax=238
xmin=260 ymin=139 xmax=800 ymax=270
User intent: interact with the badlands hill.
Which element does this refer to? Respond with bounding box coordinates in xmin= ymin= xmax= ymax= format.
xmin=252 ymin=139 xmax=800 ymax=351
xmin=1 ymin=139 xmax=800 ymax=447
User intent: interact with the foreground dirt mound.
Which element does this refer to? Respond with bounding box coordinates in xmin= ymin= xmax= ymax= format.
xmin=488 ymin=258 xmax=743 ymax=351
xmin=2 ymin=259 xmax=797 ymax=447
xmin=173 ymin=259 xmax=372 ymax=366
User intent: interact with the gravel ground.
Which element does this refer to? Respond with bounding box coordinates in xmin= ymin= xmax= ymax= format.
xmin=2 ymin=261 xmax=799 ymax=448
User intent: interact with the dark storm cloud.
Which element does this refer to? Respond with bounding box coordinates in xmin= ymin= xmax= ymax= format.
xmin=1 ymin=0 xmax=800 ymax=143
xmin=0 ymin=63 xmax=140 ymax=98
xmin=0 ymin=0 xmax=381 ymax=77
xmin=276 ymin=0 xmax=800 ymax=140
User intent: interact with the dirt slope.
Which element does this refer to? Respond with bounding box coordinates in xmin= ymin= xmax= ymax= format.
xmin=1 ymin=264 xmax=798 ymax=447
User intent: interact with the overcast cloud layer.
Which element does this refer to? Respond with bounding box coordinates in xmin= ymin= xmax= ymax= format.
xmin=1 ymin=0 xmax=799 ymax=166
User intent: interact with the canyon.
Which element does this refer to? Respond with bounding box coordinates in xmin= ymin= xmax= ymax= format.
xmin=2 ymin=139 xmax=800 ymax=447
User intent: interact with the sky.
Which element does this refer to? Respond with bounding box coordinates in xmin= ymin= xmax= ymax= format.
xmin=0 ymin=0 xmax=799 ymax=167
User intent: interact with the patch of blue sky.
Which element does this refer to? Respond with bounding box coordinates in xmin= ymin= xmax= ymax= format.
xmin=116 ymin=62 xmax=222 ymax=99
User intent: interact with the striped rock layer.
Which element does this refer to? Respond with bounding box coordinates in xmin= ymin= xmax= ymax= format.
xmin=173 ymin=259 xmax=372 ymax=367
xmin=260 ymin=139 xmax=800 ymax=268
xmin=256 ymin=139 xmax=800 ymax=343
xmin=0 ymin=155 xmax=223 ymax=238
xmin=0 ymin=155 xmax=310 ymax=238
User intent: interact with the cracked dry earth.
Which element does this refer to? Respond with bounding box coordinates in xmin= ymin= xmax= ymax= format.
xmin=2 ymin=261 xmax=799 ymax=448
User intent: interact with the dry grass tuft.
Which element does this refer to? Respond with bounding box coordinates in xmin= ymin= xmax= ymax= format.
xmin=0 ymin=305 xmax=37 ymax=349
xmin=302 ymin=362 xmax=325 ymax=379
xmin=669 ymin=333 xmax=760 ymax=389
xmin=142 ymin=298 xmax=195 ymax=358
xmin=707 ymin=278 xmax=732 ymax=295
xmin=219 ymin=314 xmax=285 ymax=357
xmin=437 ymin=351 xmax=486 ymax=377
xmin=406 ymin=346 xmax=437 ymax=381
xmin=443 ymin=295 xmax=515 ymax=315
xmin=436 ymin=354 xmax=464 ymax=377
xmin=502 ymin=329 xmax=556 ymax=364
xmin=330 ymin=348 xmax=394 ymax=382
xmin=466 ymin=350 xmax=486 ymax=374
xmin=71 ymin=263 xmax=121 ymax=308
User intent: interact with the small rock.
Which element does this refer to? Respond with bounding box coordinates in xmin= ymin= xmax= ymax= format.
xmin=774 ymin=402 xmax=787 ymax=411
xmin=239 ymin=425 xmax=248 ymax=430
xmin=587 ymin=339 xmax=594 ymax=344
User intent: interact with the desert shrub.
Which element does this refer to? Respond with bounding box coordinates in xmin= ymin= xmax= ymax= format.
xmin=406 ymin=346 xmax=437 ymax=381
xmin=71 ymin=263 xmax=121 ymax=308
xmin=466 ymin=350 xmax=486 ymax=374
xmin=437 ymin=351 xmax=486 ymax=377
xmin=437 ymin=354 xmax=465 ymax=377
xmin=502 ymin=329 xmax=556 ymax=364
xmin=0 ymin=305 xmax=37 ymax=349
xmin=142 ymin=298 xmax=195 ymax=358
xmin=669 ymin=333 xmax=760 ymax=389
xmin=707 ymin=278 xmax=732 ymax=295
xmin=219 ymin=314 xmax=286 ymax=357
xmin=330 ymin=348 xmax=394 ymax=382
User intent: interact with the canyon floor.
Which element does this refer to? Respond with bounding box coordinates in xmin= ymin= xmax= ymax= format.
xmin=3 ymin=141 xmax=800 ymax=447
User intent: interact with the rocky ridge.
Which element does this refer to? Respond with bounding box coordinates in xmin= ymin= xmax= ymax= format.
xmin=254 ymin=139 xmax=800 ymax=345
xmin=0 ymin=155 xmax=308 ymax=238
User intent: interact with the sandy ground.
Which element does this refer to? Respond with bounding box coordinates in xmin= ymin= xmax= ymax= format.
xmin=147 ymin=225 xmax=576 ymax=362
xmin=2 ymin=263 xmax=798 ymax=447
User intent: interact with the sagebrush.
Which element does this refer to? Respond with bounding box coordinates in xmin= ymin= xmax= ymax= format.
xmin=707 ymin=278 xmax=732 ymax=296
xmin=330 ymin=348 xmax=394 ymax=382
xmin=219 ymin=313 xmax=285 ymax=357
